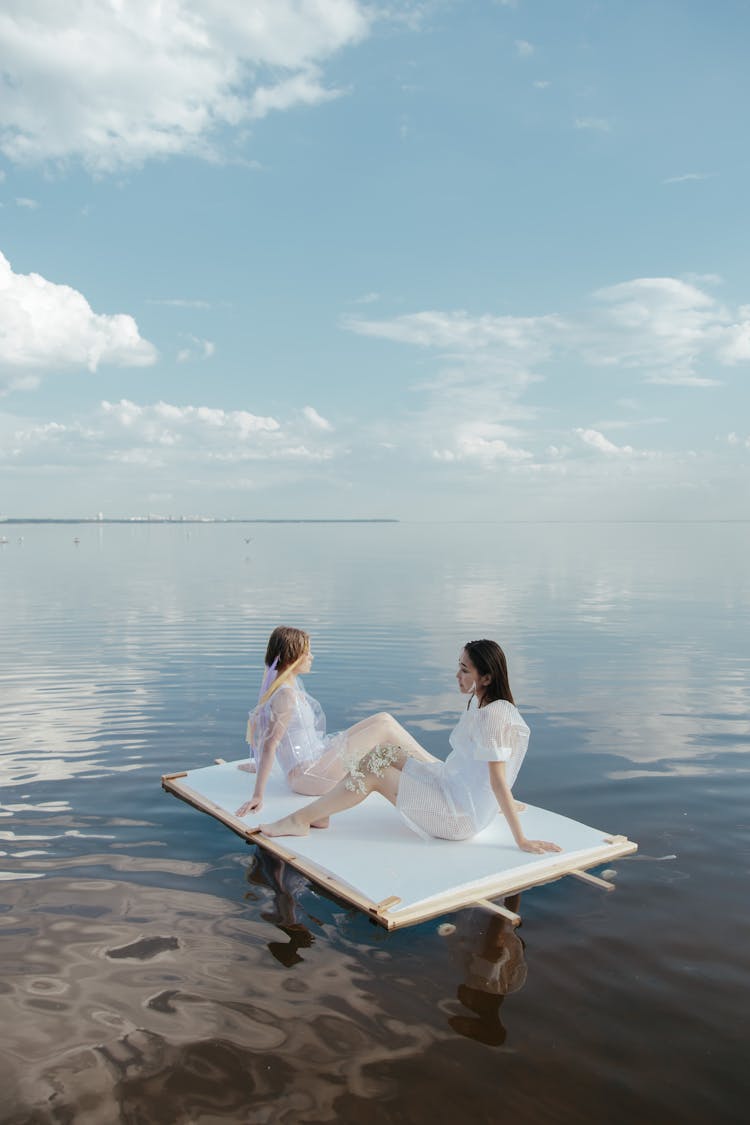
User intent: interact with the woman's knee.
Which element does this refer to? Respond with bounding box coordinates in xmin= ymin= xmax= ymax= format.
xmin=345 ymin=742 xmax=404 ymax=795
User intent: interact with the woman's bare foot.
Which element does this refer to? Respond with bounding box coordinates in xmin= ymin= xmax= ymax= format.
xmin=238 ymin=761 xmax=257 ymax=773
xmin=310 ymin=817 xmax=330 ymax=829
xmin=261 ymin=814 xmax=309 ymax=837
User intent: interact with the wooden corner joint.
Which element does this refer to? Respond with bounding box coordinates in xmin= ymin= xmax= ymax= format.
xmin=371 ymin=895 xmax=402 ymax=915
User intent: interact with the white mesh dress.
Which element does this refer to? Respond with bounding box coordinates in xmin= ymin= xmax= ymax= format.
xmin=247 ymin=680 xmax=352 ymax=783
xmin=396 ymin=696 xmax=530 ymax=841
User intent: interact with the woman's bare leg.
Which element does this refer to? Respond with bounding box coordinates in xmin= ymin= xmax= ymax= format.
xmin=261 ymin=745 xmax=410 ymax=837
xmin=288 ymin=751 xmax=347 ymax=796
xmin=289 ymin=712 xmax=434 ymax=798
xmin=340 ymin=712 xmax=436 ymax=763
xmin=322 ymin=715 xmax=523 ymax=810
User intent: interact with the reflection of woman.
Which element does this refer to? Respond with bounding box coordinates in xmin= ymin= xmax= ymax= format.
xmin=246 ymin=850 xmax=316 ymax=968
xmin=261 ymin=639 xmax=561 ymax=855
xmin=236 ymin=626 xmax=431 ymax=817
xmin=448 ymin=894 xmax=527 ymax=1047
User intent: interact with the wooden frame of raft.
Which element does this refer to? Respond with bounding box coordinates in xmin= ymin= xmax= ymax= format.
xmin=162 ymin=770 xmax=638 ymax=931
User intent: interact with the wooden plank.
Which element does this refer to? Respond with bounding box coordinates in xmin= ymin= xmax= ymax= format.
xmin=474 ymin=897 xmax=521 ymax=926
xmin=374 ymin=895 xmax=402 ymax=912
xmin=569 ymin=868 xmax=615 ymax=891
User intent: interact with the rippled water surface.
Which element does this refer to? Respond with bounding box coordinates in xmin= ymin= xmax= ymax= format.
xmin=1 ymin=521 xmax=748 ymax=1123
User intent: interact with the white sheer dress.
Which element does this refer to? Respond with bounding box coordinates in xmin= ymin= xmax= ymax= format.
xmin=396 ymin=696 xmax=530 ymax=840
xmin=247 ymin=680 xmax=350 ymax=783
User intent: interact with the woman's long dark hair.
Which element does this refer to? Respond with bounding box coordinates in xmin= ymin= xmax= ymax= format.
xmin=464 ymin=639 xmax=515 ymax=707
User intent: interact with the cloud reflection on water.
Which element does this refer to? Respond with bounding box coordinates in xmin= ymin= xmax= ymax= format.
xmin=0 ymin=874 xmax=449 ymax=1122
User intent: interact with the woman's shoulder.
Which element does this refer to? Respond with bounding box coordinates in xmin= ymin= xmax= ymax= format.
xmin=479 ymin=698 xmax=527 ymax=726
xmin=267 ymin=681 xmax=299 ymax=711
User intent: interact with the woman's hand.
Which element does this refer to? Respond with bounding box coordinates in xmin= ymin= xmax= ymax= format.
xmin=518 ymin=837 xmax=562 ymax=854
xmin=236 ymin=795 xmax=263 ymax=817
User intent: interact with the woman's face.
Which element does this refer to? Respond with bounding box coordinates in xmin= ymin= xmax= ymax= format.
xmin=456 ymin=649 xmax=478 ymax=695
xmin=298 ymin=645 xmax=314 ymax=674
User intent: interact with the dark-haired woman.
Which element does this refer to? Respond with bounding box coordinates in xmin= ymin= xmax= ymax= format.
xmin=261 ymin=640 xmax=561 ymax=855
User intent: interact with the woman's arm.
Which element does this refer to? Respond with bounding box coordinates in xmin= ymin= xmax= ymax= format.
xmin=488 ymin=761 xmax=561 ymax=854
xmin=236 ymin=694 xmax=293 ymax=816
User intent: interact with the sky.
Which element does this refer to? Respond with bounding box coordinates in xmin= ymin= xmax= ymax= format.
xmin=1 ymin=0 xmax=749 ymax=521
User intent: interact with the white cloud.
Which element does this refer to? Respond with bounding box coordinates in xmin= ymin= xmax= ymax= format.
xmin=533 ymin=80 xmax=551 ymax=89
xmin=102 ymin=398 xmax=279 ymax=441
xmin=0 ymin=251 xmax=157 ymax=389
xmin=662 ymin=172 xmax=713 ymax=184
xmin=575 ymin=428 xmax=633 ymax=455
xmin=344 ymin=274 xmax=750 ymax=481
xmin=717 ymin=304 xmax=750 ymax=364
xmin=15 ymin=197 xmax=38 ymax=209
xmin=348 ymin=279 xmax=750 ymax=402
xmin=515 ymin=39 xmax=534 ymax=57
xmin=346 ymin=309 xmax=565 ymax=360
xmin=586 ymin=277 xmax=750 ymax=385
xmin=3 ymin=397 xmax=339 ymax=474
xmin=434 ymin=425 xmax=533 ymax=465
xmin=683 ymin=273 xmax=722 ymax=286
xmin=248 ymin=66 xmax=342 ymax=119
xmin=0 ymin=0 xmax=371 ymax=171
xmin=149 ymin=297 xmax=213 ymax=309
xmin=347 ymin=310 xmax=552 ymax=467
xmin=302 ymin=405 xmax=333 ymax=431
xmin=575 ymin=117 xmax=612 ymax=132
xmin=176 ymin=335 xmax=215 ymax=362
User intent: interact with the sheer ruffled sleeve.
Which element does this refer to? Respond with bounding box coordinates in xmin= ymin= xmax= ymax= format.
xmin=265 ymin=686 xmax=295 ymax=745
xmin=248 ymin=685 xmax=294 ymax=755
xmin=470 ymin=700 xmax=529 ymax=763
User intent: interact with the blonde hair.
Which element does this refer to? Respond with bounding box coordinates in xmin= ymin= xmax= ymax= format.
xmin=257 ymin=626 xmax=310 ymax=707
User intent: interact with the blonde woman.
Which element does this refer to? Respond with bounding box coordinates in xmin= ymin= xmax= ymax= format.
xmin=236 ymin=626 xmax=432 ymax=817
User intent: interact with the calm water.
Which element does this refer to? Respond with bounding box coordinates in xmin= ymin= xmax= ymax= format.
xmin=1 ymin=522 xmax=748 ymax=1124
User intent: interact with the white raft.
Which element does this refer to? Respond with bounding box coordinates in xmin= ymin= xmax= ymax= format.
xmin=162 ymin=759 xmax=637 ymax=930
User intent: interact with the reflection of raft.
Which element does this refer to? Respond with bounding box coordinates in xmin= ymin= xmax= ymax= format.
xmin=162 ymin=759 xmax=637 ymax=931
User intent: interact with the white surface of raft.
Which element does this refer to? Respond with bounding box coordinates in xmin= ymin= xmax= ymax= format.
xmin=162 ymin=759 xmax=637 ymax=929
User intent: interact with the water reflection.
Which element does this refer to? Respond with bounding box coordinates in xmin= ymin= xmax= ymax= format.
xmin=244 ymin=850 xmax=529 ymax=1052
xmin=445 ymin=895 xmax=527 ymax=1048
xmin=0 ymin=875 xmax=444 ymax=1121
xmin=1 ymin=522 xmax=749 ymax=1123
xmin=245 ymin=850 xmax=319 ymax=968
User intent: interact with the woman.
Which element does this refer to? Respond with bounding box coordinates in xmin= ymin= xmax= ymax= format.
xmin=236 ymin=626 xmax=432 ymax=817
xmin=260 ymin=639 xmax=561 ymax=855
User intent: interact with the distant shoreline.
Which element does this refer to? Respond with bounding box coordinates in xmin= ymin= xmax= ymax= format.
xmin=0 ymin=517 xmax=400 ymax=525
